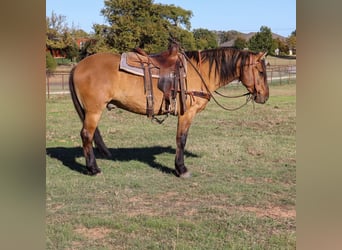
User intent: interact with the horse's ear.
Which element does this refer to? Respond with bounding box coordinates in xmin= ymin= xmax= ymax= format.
xmin=257 ymin=51 xmax=268 ymax=61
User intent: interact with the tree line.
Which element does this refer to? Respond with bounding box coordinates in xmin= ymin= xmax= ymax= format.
xmin=46 ymin=0 xmax=296 ymax=70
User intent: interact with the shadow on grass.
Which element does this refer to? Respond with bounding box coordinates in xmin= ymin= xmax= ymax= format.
xmin=46 ymin=146 xmax=198 ymax=176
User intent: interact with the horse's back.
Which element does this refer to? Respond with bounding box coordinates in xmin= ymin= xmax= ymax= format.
xmin=74 ymin=53 xmax=120 ymax=81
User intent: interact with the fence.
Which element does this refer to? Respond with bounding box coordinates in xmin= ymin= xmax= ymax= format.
xmin=46 ymin=65 xmax=296 ymax=98
xmin=267 ymin=65 xmax=296 ymax=84
xmin=46 ymin=71 xmax=71 ymax=98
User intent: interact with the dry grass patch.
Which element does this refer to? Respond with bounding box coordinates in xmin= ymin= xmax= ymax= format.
xmin=74 ymin=226 xmax=111 ymax=240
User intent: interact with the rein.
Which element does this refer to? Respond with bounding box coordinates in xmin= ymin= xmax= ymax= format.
xmin=214 ymin=89 xmax=250 ymax=98
xmin=181 ymin=51 xmax=253 ymax=111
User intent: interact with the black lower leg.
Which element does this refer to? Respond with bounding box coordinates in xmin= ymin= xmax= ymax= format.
xmin=94 ymin=127 xmax=112 ymax=158
xmin=175 ymin=132 xmax=189 ymax=176
xmin=85 ymin=148 xmax=101 ymax=175
xmin=81 ymin=128 xmax=101 ymax=175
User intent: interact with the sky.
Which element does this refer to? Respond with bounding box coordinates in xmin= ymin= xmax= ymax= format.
xmin=46 ymin=0 xmax=296 ymax=37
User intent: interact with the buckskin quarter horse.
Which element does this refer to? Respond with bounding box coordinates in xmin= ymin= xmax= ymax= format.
xmin=69 ymin=44 xmax=269 ymax=177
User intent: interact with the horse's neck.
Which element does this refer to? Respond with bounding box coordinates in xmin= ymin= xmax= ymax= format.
xmin=201 ymin=63 xmax=240 ymax=91
xmin=217 ymin=75 xmax=240 ymax=90
xmin=187 ymin=51 xmax=242 ymax=92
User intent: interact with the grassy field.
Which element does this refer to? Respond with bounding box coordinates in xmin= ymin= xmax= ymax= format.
xmin=46 ymin=83 xmax=296 ymax=249
xmin=266 ymin=56 xmax=296 ymax=66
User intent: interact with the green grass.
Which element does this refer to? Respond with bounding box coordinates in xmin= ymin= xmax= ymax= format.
xmin=46 ymin=83 xmax=296 ymax=249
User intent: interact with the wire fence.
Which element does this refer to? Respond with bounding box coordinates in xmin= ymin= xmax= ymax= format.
xmin=46 ymin=65 xmax=296 ymax=98
xmin=267 ymin=65 xmax=296 ymax=84
xmin=46 ymin=71 xmax=71 ymax=99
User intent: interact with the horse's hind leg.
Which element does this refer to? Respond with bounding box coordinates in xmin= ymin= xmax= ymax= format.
xmin=81 ymin=112 xmax=102 ymax=175
xmin=94 ymin=127 xmax=112 ymax=158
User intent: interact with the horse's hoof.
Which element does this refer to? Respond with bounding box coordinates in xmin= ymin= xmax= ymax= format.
xmin=179 ymin=171 xmax=191 ymax=178
xmin=88 ymin=167 xmax=102 ymax=176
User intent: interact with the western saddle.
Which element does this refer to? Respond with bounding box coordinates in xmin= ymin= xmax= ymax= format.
xmin=120 ymin=41 xmax=187 ymax=117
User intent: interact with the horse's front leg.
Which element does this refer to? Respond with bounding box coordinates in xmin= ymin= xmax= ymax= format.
xmin=175 ymin=110 xmax=197 ymax=178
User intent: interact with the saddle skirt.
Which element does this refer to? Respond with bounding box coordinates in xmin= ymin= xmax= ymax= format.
xmin=120 ymin=52 xmax=159 ymax=78
xmin=119 ymin=51 xmax=187 ymax=78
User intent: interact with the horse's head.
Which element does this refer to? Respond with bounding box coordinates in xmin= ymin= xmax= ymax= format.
xmin=240 ymin=52 xmax=269 ymax=104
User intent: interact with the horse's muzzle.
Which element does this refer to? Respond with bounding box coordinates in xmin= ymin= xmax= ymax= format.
xmin=253 ymin=92 xmax=269 ymax=104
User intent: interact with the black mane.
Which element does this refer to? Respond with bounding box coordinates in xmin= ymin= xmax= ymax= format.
xmin=185 ymin=47 xmax=259 ymax=84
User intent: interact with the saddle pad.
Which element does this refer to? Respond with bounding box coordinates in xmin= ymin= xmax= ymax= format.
xmin=119 ymin=53 xmax=160 ymax=78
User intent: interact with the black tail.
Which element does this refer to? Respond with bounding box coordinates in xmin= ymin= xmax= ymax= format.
xmin=69 ymin=66 xmax=85 ymax=121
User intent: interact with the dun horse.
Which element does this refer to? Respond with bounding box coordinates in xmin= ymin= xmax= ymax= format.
xmin=69 ymin=45 xmax=269 ymax=177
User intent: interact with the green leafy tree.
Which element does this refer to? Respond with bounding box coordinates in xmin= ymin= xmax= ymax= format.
xmin=46 ymin=11 xmax=81 ymax=61
xmin=79 ymin=24 xmax=116 ymax=59
xmin=273 ymin=38 xmax=288 ymax=55
xmin=219 ymin=30 xmax=240 ymax=43
xmin=233 ymin=36 xmax=247 ymax=49
xmin=193 ymin=28 xmax=218 ymax=49
xmin=62 ymin=31 xmax=79 ymax=61
xmin=46 ymin=12 xmax=68 ymax=51
xmin=99 ymin=0 xmax=195 ymax=53
xmin=70 ymin=26 xmax=89 ymax=38
xmin=248 ymin=26 xmax=274 ymax=53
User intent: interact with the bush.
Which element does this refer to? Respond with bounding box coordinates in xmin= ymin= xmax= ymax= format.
xmin=55 ymin=57 xmax=72 ymax=65
xmin=46 ymin=51 xmax=57 ymax=72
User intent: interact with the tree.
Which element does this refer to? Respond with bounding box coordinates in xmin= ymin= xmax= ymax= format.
xmin=46 ymin=12 xmax=68 ymax=51
xmin=287 ymin=29 xmax=296 ymax=54
xmin=46 ymin=11 xmax=81 ymax=61
xmin=61 ymin=31 xmax=79 ymax=61
xmin=79 ymin=24 xmax=116 ymax=59
xmin=219 ymin=30 xmax=240 ymax=44
xmin=234 ymin=36 xmax=247 ymax=49
xmin=157 ymin=3 xmax=192 ymax=30
xmin=248 ymin=26 xmax=274 ymax=53
xmin=193 ymin=28 xmax=218 ymax=49
xmin=273 ymin=38 xmax=288 ymax=55
xmin=99 ymin=0 xmax=195 ymax=53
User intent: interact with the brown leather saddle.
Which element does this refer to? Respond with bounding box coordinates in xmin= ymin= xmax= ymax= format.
xmin=120 ymin=43 xmax=187 ymax=117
